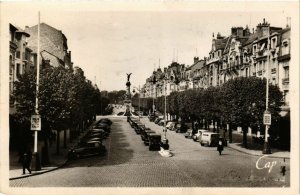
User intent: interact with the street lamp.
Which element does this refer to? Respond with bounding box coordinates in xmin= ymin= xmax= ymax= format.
xmin=31 ymin=12 xmax=41 ymax=171
xmin=263 ymin=32 xmax=271 ymax=154
xmin=161 ymin=77 xmax=170 ymax=150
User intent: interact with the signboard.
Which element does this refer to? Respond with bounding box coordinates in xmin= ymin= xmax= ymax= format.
xmin=31 ymin=115 xmax=41 ymax=131
xmin=263 ymin=111 xmax=271 ymax=125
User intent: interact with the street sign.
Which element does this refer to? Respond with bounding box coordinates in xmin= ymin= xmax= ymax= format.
xmin=263 ymin=111 xmax=271 ymax=125
xmin=31 ymin=115 xmax=41 ymax=131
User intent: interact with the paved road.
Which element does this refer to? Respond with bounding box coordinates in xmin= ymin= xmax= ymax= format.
xmin=10 ymin=116 xmax=289 ymax=187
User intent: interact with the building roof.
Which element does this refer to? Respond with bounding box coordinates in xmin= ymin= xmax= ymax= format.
xmin=25 ymin=23 xmax=67 ymax=62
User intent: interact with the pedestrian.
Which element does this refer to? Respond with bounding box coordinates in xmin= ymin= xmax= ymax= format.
xmin=22 ymin=151 xmax=32 ymax=174
xmin=217 ymin=139 xmax=223 ymax=155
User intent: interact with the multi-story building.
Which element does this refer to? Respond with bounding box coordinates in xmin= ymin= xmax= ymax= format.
xmin=141 ymin=18 xmax=290 ymax=108
xmin=9 ymin=24 xmax=36 ymax=113
xmin=25 ymin=23 xmax=73 ymax=69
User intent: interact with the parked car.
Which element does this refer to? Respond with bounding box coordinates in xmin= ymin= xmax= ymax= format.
xmin=184 ymin=129 xmax=194 ymax=139
xmin=154 ymin=118 xmax=162 ymax=124
xmin=68 ymin=141 xmax=106 ymax=159
xmin=143 ymin=130 xmax=156 ymax=145
xmin=158 ymin=120 xmax=165 ymax=126
xmin=192 ymin=129 xmax=209 ymax=142
xmin=135 ymin=123 xmax=145 ymax=134
xmin=149 ymin=114 xmax=156 ymax=122
xmin=166 ymin=121 xmax=176 ymax=130
xmin=98 ymin=118 xmax=112 ymax=126
xmin=200 ymin=132 xmax=219 ymax=146
xmin=149 ymin=134 xmax=161 ymax=151
xmin=175 ymin=123 xmax=190 ymax=133
xmin=94 ymin=123 xmax=111 ymax=133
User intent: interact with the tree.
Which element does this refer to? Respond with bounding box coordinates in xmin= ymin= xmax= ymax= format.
xmin=222 ymin=77 xmax=282 ymax=148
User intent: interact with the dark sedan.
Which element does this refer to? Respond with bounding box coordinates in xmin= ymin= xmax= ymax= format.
xmin=68 ymin=141 xmax=106 ymax=159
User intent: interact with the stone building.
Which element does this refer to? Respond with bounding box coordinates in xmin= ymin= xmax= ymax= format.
xmin=25 ymin=23 xmax=73 ymax=69
xmin=9 ymin=24 xmax=36 ymax=113
xmin=141 ymin=19 xmax=291 ymax=109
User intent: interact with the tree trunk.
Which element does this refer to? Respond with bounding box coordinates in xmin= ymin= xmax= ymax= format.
xmin=56 ymin=130 xmax=60 ymax=155
xmin=242 ymin=126 xmax=248 ymax=148
xmin=228 ymin=124 xmax=233 ymax=143
xmin=42 ymin=137 xmax=49 ymax=165
xmin=63 ymin=129 xmax=67 ymax=149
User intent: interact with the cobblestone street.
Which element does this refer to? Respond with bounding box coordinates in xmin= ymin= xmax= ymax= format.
xmin=10 ymin=117 xmax=290 ymax=187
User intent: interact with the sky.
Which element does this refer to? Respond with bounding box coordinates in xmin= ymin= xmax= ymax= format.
xmin=2 ymin=2 xmax=293 ymax=91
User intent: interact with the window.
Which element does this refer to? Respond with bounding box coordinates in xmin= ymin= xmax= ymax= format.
xmin=16 ymin=51 xmax=20 ymax=59
xmin=16 ymin=64 xmax=20 ymax=78
xmin=284 ymin=67 xmax=289 ymax=78
xmin=253 ymin=44 xmax=257 ymax=54
xmin=271 ymin=37 xmax=276 ymax=49
xmin=282 ymin=40 xmax=289 ymax=55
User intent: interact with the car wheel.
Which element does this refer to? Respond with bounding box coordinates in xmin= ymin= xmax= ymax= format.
xmin=193 ymin=137 xmax=197 ymax=142
xmin=200 ymin=143 xmax=204 ymax=146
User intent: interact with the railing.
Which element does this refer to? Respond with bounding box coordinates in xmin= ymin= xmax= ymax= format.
xmin=282 ymin=78 xmax=289 ymax=84
xmin=257 ymin=70 xmax=262 ymax=76
xmin=271 ymin=68 xmax=276 ymax=74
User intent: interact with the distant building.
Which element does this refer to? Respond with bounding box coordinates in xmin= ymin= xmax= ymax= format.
xmin=25 ymin=23 xmax=73 ymax=69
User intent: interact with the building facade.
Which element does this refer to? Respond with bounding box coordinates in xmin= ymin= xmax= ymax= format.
xmin=141 ymin=19 xmax=290 ymax=108
xmin=9 ymin=24 xmax=36 ymax=113
xmin=25 ymin=23 xmax=73 ymax=69
xmin=9 ymin=22 xmax=74 ymax=114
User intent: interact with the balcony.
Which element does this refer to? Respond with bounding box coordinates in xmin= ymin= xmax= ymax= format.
xmin=257 ymin=70 xmax=262 ymax=76
xmin=282 ymin=78 xmax=289 ymax=84
xmin=282 ymin=78 xmax=289 ymax=90
xmin=278 ymin=54 xmax=290 ymax=62
xmin=271 ymin=68 xmax=276 ymax=74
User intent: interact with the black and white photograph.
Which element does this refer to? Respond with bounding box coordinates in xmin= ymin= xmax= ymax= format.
xmin=0 ymin=1 xmax=299 ymax=195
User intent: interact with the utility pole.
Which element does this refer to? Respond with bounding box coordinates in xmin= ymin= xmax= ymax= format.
xmin=263 ymin=30 xmax=271 ymax=154
xmin=31 ymin=11 xmax=41 ymax=171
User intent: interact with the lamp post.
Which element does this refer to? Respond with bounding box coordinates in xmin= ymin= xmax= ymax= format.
xmin=31 ymin=11 xmax=41 ymax=171
xmin=263 ymin=32 xmax=271 ymax=154
xmin=161 ymin=77 xmax=170 ymax=150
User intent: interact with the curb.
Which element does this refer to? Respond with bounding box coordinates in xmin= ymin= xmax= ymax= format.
xmin=9 ymin=159 xmax=69 ymax=180
xmin=227 ymin=143 xmax=290 ymax=159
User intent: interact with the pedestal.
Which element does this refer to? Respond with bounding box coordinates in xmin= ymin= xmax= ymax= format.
xmin=31 ymin=152 xmax=41 ymax=171
xmin=262 ymin=141 xmax=271 ymax=154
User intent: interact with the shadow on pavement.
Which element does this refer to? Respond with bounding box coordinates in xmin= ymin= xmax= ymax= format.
xmin=61 ymin=118 xmax=135 ymax=168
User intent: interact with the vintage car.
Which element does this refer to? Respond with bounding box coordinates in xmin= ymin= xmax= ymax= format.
xmin=192 ymin=129 xmax=209 ymax=142
xmin=68 ymin=141 xmax=106 ymax=159
xmin=148 ymin=134 xmax=161 ymax=151
xmin=200 ymin=132 xmax=219 ymax=146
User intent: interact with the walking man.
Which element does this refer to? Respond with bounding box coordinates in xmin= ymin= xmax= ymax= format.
xmin=22 ymin=151 xmax=32 ymax=174
xmin=217 ymin=139 xmax=223 ymax=155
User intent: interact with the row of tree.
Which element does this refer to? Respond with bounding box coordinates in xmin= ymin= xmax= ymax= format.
xmin=10 ymin=65 xmax=110 ymax=164
xmin=132 ymin=77 xmax=290 ymax=149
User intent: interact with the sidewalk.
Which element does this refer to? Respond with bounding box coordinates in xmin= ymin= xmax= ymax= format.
xmin=228 ymin=131 xmax=290 ymax=159
xmin=9 ymin=128 xmax=90 ymax=180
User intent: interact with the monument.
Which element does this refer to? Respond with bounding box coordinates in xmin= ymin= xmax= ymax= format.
xmin=124 ymin=73 xmax=132 ymax=116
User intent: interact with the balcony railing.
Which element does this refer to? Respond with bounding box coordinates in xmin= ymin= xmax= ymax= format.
xmin=271 ymin=68 xmax=276 ymax=74
xmin=282 ymin=78 xmax=289 ymax=85
xmin=257 ymin=70 xmax=262 ymax=76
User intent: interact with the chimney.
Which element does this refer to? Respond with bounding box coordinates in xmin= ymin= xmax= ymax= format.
xmin=194 ymin=56 xmax=199 ymax=64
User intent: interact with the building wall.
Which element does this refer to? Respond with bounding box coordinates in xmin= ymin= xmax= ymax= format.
xmin=142 ymin=20 xmax=290 ymax=107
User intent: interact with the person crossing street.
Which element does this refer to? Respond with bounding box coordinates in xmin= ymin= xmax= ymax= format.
xmin=217 ymin=139 xmax=224 ymax=155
